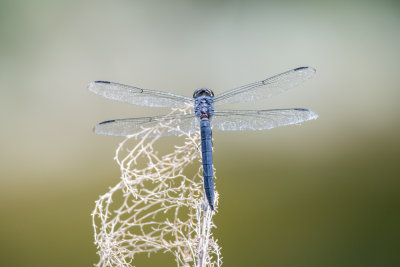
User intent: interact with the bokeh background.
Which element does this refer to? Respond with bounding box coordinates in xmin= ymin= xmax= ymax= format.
xmin=1 ymin=0 xmax=399 ymax=266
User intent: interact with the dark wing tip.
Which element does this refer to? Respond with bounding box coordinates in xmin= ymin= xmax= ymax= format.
xmin=94 ymin=80 xmax=111 ymax=84
xmin=88 ymin=81 xmax=111 ymax=91
xmin=294 ymin=66 xmax=316 ymax=73
xmin=294 ymin=66 xmax=309 ymax=71
xmin=99 ymin=119 xmax=116 ymax=125
xmin=93 ymin=120 xmax=116 ymax=135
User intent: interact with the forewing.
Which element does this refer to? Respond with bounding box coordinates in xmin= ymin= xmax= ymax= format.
xmin=88 ymin=81 xmax=193 ymax=108
xmin=211 ymin=108 xmax=318 ymax=131
xmin=94 ymin=113 xmax=198 ymax=138
xmin=214 ymin=67 xmax=316 ymax=106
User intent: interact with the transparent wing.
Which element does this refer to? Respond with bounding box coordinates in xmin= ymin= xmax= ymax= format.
xmin=88 ymin=81 xmax=193 ymax=108
xmin=94 ymin=113 xmax=198 ymax=138
xmin=211 ymin=108 xmax=318 ymax=131
xmin=214 ymin=66 xmax=316 ymax=106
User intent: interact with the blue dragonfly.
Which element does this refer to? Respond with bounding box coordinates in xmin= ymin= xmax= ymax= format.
xmin=88 ymin=66 xmax=318 ymax=210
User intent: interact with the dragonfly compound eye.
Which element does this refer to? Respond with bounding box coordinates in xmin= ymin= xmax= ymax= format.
xmin=193 ymin=88 xmax=214 ymax=98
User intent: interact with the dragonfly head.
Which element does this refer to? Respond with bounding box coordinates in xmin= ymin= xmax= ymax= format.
xmin=193 ymin=88 xmax=214 ymax=98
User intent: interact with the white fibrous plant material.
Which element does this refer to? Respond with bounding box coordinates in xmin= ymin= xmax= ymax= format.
xmin=92 ymin=107 xmax=222 ymax=267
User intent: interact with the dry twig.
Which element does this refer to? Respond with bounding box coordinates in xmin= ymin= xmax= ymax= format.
xmin=92 ymin=107 xmax=222 ymax=267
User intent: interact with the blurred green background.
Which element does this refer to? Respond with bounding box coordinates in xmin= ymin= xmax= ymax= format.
xmin=0 ymin=0 xmax=399 ymax=266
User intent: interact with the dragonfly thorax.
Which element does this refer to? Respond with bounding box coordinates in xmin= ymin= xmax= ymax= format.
xmin=194 ymin=90 xmax=214 ymax=119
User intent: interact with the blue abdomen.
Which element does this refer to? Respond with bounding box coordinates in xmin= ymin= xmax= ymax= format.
xmin=200 ymin=118 xmax=214 ymax=210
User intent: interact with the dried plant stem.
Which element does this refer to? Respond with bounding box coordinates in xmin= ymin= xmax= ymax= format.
xmin=92 ymin=107 xmax=222 ymax=267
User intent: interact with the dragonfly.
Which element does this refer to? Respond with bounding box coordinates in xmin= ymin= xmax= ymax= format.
xmin=88 ymin=66 xmax=318 ymax=210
